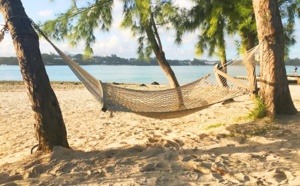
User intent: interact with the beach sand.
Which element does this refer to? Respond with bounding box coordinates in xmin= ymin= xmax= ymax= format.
xmin=0 ymin=81 xmax=300 ymax=185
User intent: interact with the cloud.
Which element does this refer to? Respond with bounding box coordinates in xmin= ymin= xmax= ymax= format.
xmin=174 ymin=1 xmax=195 ymax=8
xmin=92 ymin=33 xmax=137 ymax=58
xmin=38 ymin=10 xmax=52 ymax=17
xmin=112 ymin=0 xmax=124 ymax=28
xmin=0 ymin=34 xmax=16 ymax=57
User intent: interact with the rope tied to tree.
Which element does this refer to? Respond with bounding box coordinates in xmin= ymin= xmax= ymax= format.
xmin=4 ymin=15 xmax=55 ymax=47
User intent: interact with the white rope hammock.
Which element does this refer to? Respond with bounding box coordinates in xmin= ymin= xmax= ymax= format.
xmin=45 ymin=37 xmax=257 ymax=118
xmin=2 ymin=20 xmax=258 ymax=119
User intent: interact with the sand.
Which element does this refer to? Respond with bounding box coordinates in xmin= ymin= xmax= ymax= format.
xmin=0 ymin=81 xmax=300 ymax=185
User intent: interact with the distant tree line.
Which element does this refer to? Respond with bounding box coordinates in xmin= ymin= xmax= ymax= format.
xmin=1 ymin=53 xmax=300 ymax=66
xmin=0 ymin=53 xmax=218 ymax=66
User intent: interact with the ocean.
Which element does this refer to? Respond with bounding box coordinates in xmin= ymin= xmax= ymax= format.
xmin=0 ymin=65 xmax=296 ymax=85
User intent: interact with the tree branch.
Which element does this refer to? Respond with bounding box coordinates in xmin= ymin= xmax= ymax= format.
xmin=150 ymin=12 xmax=163 ymax=53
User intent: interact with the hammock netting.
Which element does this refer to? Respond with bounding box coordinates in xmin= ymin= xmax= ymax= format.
xmin=18 ymin=21 xmax=260 ymax=119
xmin=49 ymin=41 xmax=259 ymax=119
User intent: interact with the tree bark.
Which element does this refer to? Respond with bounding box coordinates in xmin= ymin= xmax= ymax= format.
xmin=154 ymin=50 xmax=180 ymax=88
xmin=252 ymin=0 xmax=297 ymax=117
xmin=0 ymin=0 xmax=69 ymax=152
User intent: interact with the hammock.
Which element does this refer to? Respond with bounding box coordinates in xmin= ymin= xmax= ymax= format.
xmin=35 ymin=24 xmax=257 ymax=119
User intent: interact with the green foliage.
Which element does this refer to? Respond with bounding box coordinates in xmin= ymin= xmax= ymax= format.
xmin=172 ymin=0 xmax=232 ymax=60
xmin=43 ymin=0 xmax=300 ymax=61
xmin=121 ymin=0 xmax=152 ymax=60
xmin=42 ymin=0 xmax=113 ymax=58
xmin=226 ymin=0 xmax=258 ymax=52
xmin=173 ymin=0 xmax=299 ymax=60
xmin=233 ymin=96 xmax=267 ymax=123
xmin=204 ymin=123 xmax=223 ymax=130
xmin=121 ymin=0 xmax=178 ymax=60
xmin=245 ymin=96 xmax=267 ymax=120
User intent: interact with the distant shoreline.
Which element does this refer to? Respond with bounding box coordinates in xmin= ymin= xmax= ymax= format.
xmin=0 ymin=54 xmax=217 ymax=66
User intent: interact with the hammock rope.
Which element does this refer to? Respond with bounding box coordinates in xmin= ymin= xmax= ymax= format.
xmin=28 ymin=19 xmax=258 ymax=119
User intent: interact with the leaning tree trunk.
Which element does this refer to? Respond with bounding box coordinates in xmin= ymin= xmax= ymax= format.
xmin=154 ymin=50 xmax=180 ymax=88
xmin=252 ymin=0 xmax=297 ymax=117
xmin=144 ymin=25 xmax=180 ymax=88
xmin=154 ymin=51 xmax=185 ymax=109
xmin=144 ymin=24 xmax=185 ymax=108
xmin=219 ymin=46 xmax=228 ymax=87
xmin=0 ymin=0 xmax=69 ymax=152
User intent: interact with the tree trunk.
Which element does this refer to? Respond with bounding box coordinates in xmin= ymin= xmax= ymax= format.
xmin=241 ymin=34 xmax=258 ymax=98
xmin=154 ymin=50 xmax=180 ymax=88
xmin=155 ymin=50 xmax=185 ymax=109
xmin=252 ymin=0 xmax=297 ymax=117
xmin=144 ymin=25 xmax=180 ymax=88
xmin=219 ymin=46 xmax=228 ymax=87
xmin=144 ymin=24 xmax=184 ymax=108
xmin=0 ymin=0 xmax=69 ymax=152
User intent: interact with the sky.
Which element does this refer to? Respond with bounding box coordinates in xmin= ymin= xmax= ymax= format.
xmin=1 ymin=0 xmax=300 ymax=60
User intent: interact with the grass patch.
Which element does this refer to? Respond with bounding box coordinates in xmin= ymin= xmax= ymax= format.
xmin=226 ymin=122 xmax=279 ymax=141
xmin=204 ymin=123 xmax=223 ymax=130
xmin=236 ymin=96 xmax=267 ymax=122
xmin=247 ymin=96 xmax=267 ymax=119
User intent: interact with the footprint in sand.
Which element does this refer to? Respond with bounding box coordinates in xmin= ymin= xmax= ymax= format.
xmin=140 ymin=163 xmax=156 ymax=172
xmin=178 ymin=171 xmax=200 ymax=181
xmin=163 ymin=129 xmax=172 ymax=135
xmin=155 ymin=175 xmax=170 ymax=185
xmin=264 ymin=168 xmax=289 ymax=184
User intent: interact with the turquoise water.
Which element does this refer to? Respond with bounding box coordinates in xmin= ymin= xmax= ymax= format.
xmin=0 ymin=65 xmax=296 ymax=85
xmin=0 ymin=65 xmax=214 ymax=85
